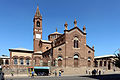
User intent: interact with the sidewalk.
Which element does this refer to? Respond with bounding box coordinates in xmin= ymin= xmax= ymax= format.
xmin=4 ymin=70 xmax=120 ymax=78
xmin=5 ymin=74 xmax=28 ymax=78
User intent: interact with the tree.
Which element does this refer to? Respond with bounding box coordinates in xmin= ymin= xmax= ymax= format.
xmin=114 ymin=53 xmax=120 ymax=68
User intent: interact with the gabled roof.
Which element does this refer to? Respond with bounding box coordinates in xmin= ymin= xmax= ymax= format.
xmin=50 ymin=32 xmax=62 ymax=35
xmin=9 ymin=48 xmax=34 ymax=53
xmin=86 ymin=45 xmax=95 ymax=52
xmin=65 ymin=27 xmax=86 ymax=35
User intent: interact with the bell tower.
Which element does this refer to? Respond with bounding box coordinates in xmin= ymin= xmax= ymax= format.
xmin=33 ymin=6 xmax=42 ymax=52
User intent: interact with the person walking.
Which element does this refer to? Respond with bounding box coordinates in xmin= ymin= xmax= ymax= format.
xmin=88 ymin=69 xmax=90 ymax=75
xmin=54 ymin=70 xmax=57 ymax=76
xmin=11 ymin=71 xmax=14 ymax=76
xmin=99 ymin=70 xmax=101 ymax=75
xmin=31 ymin=71 xmax=34 ymax=78
xmin=103 ymin=69 xmax=105 ymax=74
xmin=86 ymin=70 xmax=88 ymax=74
xmin=59 ymin=70 xmax=61 ymax=76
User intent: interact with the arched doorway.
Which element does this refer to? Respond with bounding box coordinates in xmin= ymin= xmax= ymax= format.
xmin=74 ymin=54 xmax=79 ymax=67
xmin=108 ymin=61 xmax=111 ymax=70
xmin=94 ymin=60 xmax=98 ymax=67
xmin=5 ymin=59 xmax=9 ymax=65
xmin=58 ymin=56 xmax=62 ymax=67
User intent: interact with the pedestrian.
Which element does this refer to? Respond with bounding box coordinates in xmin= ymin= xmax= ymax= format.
xmin=113 ymin=69 xmax=115 ymax=72
xmin=11 ymin=71 xmax=14 ymax=76
xmin=31 ymin=71 xmax=34 ymax=78
xmin=59 ymin=70 xmax=61 ymax=76
xmin=96 ymin=69 xmax=98 ymax=75
xmin=88 ymin=69 xmax=90 ymax=75
xmin=94 ymin=69 xmax=97 ymax=75
xmin=55 ymin=70 xmax=57 ymax=76
xmin=86 ymin=70 xmax=88 ymax=74
xmin=99 ymin=70 xmax=101 ymax=75
xmin=103 ymin=69 xmax=105 ymax=74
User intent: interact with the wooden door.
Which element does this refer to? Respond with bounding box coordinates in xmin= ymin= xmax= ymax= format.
xmin=74 ymin=58 xmax=78 ymax=67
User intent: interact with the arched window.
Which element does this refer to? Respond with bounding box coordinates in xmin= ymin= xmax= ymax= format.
xmin=74 ymin=37 xmax=79 ymax=48
xmin=100 ymin=61 xmax=102 ymax=67
xmin=5 ymin=59 xmax=9 ymax=65
xmin=104 ymin=61 xmax=106 ymax=66
xmin=58 ymin=56 xmax=62 ymax=60
xmin=1 ymin=60 xmax=4 ymax=65
xmin=26 ymin=58 xmax=29 ymax=66
xmin=36 ymin=21 xmax=40 ymax=27
xmin=94 ymin=60 xmax=98 ymax=67
xmin=88 ymin=57 xmax=91 ymax=61
xmin=88 ymin=57 xmax=91 ymax=67
xmin=88 ymin=51 xmax=91 ymax=53
xmin=74 ymin=54 xmax=79 ymax=59
xmin=14 ymin=58 xmax=17 ymax=65
xmin=58 ymin=48 xmax=62 ymax=51
xmin=20 ymin=58 xmax=24 ymax=65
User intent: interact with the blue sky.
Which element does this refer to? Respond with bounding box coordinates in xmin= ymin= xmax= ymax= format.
xmin=0 ymin=0 xmax=120 ymax=56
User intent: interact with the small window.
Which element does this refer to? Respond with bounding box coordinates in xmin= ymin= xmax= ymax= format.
xmin=88 ymin=51 xmax=91 ymax=53
xmin=14 ymin=58 xmax=17 ymax=65
xmin=58 ymin=48 xmax=62 ymax=51
xmin=88 ymin=57 xmax=91 ymax=61
xmin=26 ymin=58 xmax=29 ymax=66
xmin=5 ymin=60 xmax=9 ymax=64
xmin=36 ymin=21 xmax=40 ymax=27
xmin=20 ymin=58 xmax=24 ymax=65
xmin=104 ymin=61 xmax=106 ymax=66
xmin=74 ymin=40 xmax=78 ymax=48
xmin=100 ymin=61 xmax=102 ymax=66
xmin=46 ymin=47 xmax=49 ymax=49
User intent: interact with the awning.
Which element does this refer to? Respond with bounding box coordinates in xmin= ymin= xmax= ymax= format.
xmin=27 ymin=67 xmax=33 ymax=68
xmin=34 ymin=66 xmax=50 ymax=69
xmin=74 ymin=55 xmax=78 ymax=58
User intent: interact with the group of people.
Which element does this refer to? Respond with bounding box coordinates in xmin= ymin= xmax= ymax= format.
xmin=86 ymin=69 xmax=105 ymax=76
xmin=54 ymin=70 xmax=62 ymax=77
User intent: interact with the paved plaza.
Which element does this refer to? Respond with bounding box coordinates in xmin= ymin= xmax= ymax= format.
xmin=5 ymin=76 xmax=97 ymax=80
xmin=5 ymin=74 xmax=120 ymax=80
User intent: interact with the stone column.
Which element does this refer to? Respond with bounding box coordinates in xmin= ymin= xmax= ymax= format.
xmin=9 ymin=59 xmax=10 ymax=65
xmin=40 ymin=60 xmax=43 ymax=66
xmin=3 ymin=59 xmax=5 ymax=65
xmin=55 ymin=60 xmax=58 ymax=67
xmin=97 ymin=60 xmax=100 ymax=67
xmin=17 ymin=59 xmax=19 ymax=65
xmin=24 ymin=58 xmax=26 ymax=66
xmin=48 ymin=61 xmax=51 ymax=66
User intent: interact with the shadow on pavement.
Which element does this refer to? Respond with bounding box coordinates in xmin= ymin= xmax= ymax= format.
xmin=80 ymin=74 xmax=120 ymax=80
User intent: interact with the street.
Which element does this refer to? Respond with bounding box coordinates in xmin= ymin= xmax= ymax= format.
xmin=5 ymin=74 xmax=120 ymax=80
xmin=5 ymin=76 xmax=97 ymax=80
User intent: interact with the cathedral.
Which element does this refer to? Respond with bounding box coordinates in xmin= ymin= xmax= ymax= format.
xmin=8 ymin=6 xmax=95 ymax=75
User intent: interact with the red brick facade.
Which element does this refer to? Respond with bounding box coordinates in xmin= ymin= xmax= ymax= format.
xmin=9 ymin=6 xmax=95 ymax=69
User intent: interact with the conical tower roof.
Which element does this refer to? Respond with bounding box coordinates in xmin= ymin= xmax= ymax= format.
xmin=35 ymin=5 xmax=41 ymax=17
